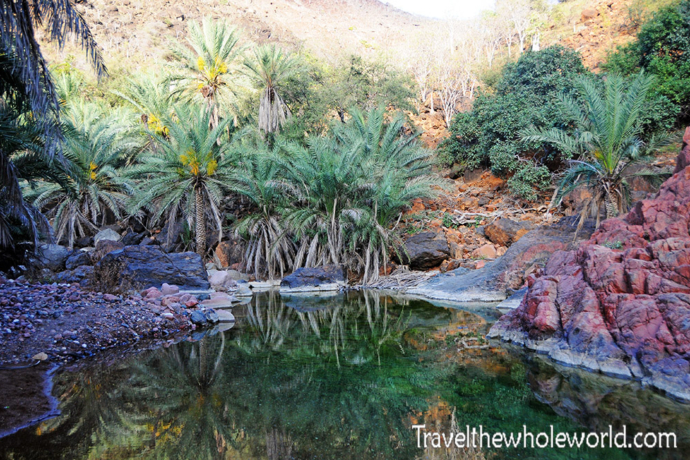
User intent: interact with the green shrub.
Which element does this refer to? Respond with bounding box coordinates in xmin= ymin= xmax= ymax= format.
xmin=440 ymin=46 xmax=590 ymax=200
xmin=604 ymin=0 xmax=689 ymax=122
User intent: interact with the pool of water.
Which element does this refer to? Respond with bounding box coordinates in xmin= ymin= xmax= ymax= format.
xmin=1 ymin=291 xmax=689 ymax=459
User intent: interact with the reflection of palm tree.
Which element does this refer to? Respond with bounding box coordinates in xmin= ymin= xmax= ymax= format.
xmin=101 ymin=332 xmax=234 ymax=459
xmin=3 ymin=294 xmax=449 ymax=460
xmin=238 ymin=291 xmax=409 ymax=370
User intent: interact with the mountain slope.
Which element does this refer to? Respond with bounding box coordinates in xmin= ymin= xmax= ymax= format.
xmin=41 ymin=0 xmax=430 ymax=72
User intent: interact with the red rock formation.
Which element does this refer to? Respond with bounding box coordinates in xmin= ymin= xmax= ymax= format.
xmin=489 ymin=139 xmax=690 ymax=402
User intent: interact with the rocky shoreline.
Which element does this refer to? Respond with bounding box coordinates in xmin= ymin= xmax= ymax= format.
xmin=489 ymin=134 xmax=690 ymax=403
xmin=0 ymin=277 xmax=195 ymax=365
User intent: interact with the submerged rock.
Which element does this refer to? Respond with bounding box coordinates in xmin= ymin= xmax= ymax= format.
xmin=490 ymin=141 xmax=690 ymax=402
xmin=93 ymin=246 xmax=210 ymax=293
xmin=280 ymin=265 xmax=346 ymax=293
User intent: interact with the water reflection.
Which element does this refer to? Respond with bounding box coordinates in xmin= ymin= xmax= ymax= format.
xmin=0 ymin=292 xmax=689 ymax=460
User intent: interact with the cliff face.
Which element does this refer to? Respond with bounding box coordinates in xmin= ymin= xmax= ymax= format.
xmin=489 ymin=128 xmax=690 ymax=402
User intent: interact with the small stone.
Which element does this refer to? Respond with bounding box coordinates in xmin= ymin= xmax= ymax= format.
xmin=472 ymin=244 xmax=497 ymax=260
xmin=32 ymin=352 xmax=48 ymax=361
xmin=190 ymin=310 xmax=207 ymax=325
xmin=161 ymin=283 xmax=179 ymax=296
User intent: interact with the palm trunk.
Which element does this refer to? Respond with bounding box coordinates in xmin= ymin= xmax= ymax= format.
xmin=195 ymin=187 xmax=206 ymax=256
xmin=605 ymin=192 xmax=618 ymax=220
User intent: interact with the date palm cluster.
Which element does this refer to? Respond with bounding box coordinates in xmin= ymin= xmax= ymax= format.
xmin=1 ymin=10 xmax=439 ymax=282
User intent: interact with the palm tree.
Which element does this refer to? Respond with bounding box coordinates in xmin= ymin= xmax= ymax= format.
xmin=522 ymin=72 xmax=671 ymax=233
xmin=230 ymin=147 xmax=296 ymax=279
xmin=113 ymin=72 xmax=175 ymax=139
xmin=128 ymin=105 xmax=234 ymax=257
xmin=0 ymin=1 xmax=104 ymax=248
xmin=169 ymin=17 xmax=242 ymax=130
xmin=24 ymin=102 xmax=143 ymax=248
xmin=244 ymin=45 xmax=301 ymax=134
xmin=0 ymin=0 xmax=106 ymax=132
xmin=0 ymin=89 xmax=55 ymax=247
xmin=278 ymin=107 xmax=440 ymax=283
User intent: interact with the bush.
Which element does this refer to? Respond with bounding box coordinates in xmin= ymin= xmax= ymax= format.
xmin=440 ymin=46 xmax=590 ymax=200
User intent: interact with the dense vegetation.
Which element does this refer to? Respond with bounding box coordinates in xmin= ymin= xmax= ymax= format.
xmin=2 ymin=0 xmax=686 ymax=280
xmin=442 ymin=36 xmax=679 ymax=201
xmin=440 ymin=46 xmax=589 ymax=200
xmin=604 ymin=0 xmax=690 ymax=124
xmin=1 ymin=13 xmax=432 ymax=282
xmin=522 ymin=72 xmax=672 ymax=232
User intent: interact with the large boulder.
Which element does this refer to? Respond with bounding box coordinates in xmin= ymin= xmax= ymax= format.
xmin=55 ymin=265 xmax=94 ymax=286
xmin=484 ymin=218 xmax=533 ymax=247
xmin=280 ymin=265 xmax=346 ymax=292
xmin=93 ymin=246 xmax=210 ymax=293
xmin=397 ymin=231 xmax=450 ymax=270
xmin=65 ymin=251 xmax=92 ymax=270
xmin=489 ymin=146 xmax=690 ymax=402
xmin=409 ymin=217 xmax=594 ymax=302
xmin=36 ymin=244 xmax=70 ymax=272
xmin=94 ymin=228 xmax=121 ymax=246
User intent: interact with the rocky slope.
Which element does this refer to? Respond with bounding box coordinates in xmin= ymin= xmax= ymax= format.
xmin=40 ymin=0 xmax=427 ymax=71
xmin=489 ymin=129 xmax=690 ymax=402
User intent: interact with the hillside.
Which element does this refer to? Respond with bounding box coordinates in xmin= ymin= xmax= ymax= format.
xmin=40 ymin=0 xmax=430 ymax=73
xmin=541 ymin=0 xmax=678 ymax=71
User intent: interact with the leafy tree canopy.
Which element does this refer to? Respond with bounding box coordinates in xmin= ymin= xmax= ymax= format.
xmin=604 ymin=0 xmax=687 ymax=124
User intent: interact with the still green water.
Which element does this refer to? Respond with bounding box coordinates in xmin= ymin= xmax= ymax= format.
xmin=1 ymin=291 xmax=689 ymax=459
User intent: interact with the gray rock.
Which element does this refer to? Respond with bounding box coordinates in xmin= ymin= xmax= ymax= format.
xmin=215 ymin=309 xmax=235 ymax=322
xmin=93 ymin=246 xmax=210 ymax=293
xmin=121 ymin=231 xmax=145 ymax=246
xmin=190 ymin=310 xmax=207 ymax=325
xmin=65 ymin=251 xmax=92 ymax=270
xmin=94 ymin=228 xmax=121 ymax=245
xmin=55 ymin=265 xmax=94 ymax=286
xmin=409 ymin=217 xmax=595 ymax=302
xmin=495 ymin=288 xmax=528 ymax=310
xmin=37 ymin=244 xmax=70 ymax=272
xmin=280 ymin=265 xmax=346 ymax=293
xmin=204 ymin=309 xmax=220 ymax=324
xmin=397 ymin=232 xmax=450 ymax=270
xmin=226 ymin=269 xmax=248 ymax=281
xmin=235 ymin=285 xmax=253 ymax=297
